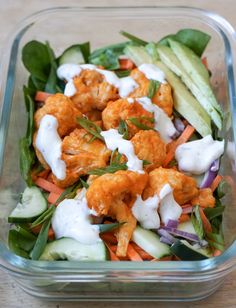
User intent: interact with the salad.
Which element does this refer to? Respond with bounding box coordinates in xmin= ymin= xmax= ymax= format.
xmin=8 ymin=29 xmax=226 ymax=262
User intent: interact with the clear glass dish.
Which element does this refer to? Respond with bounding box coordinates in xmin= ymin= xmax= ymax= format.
xmin=0 ymin=6 xmax=236 ymax=301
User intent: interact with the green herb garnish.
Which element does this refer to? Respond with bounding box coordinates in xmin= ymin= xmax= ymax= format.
xmin=120 ymin=31 xmax=147 ymax=46
xmin=88 ymin=164 xmax=127 ymax=176
xmin=191 ymin=206 xmax=204 ymax=240
xmin=118 ymin=119 xmax=129 ymax=139
xmin=128 ymin=116 xmax=154 ymax=130
xmin=148 ymin=79 xmax=160 ymax=99
xmin=77 ymin=117 xmax=104 ymax=141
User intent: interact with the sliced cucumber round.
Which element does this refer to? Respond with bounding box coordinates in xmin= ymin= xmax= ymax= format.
xmin=58 ymin=45 xmax=85 ymax=65
xmin=8 ymin=186 xmax=47 ymax=223
xmin=132 ymin=226 xmax=171 ymax=259
xmin=170 ymin=240 xmax=210 ymax=261
xmin=39 ymin=238 xmax=109 ymax=261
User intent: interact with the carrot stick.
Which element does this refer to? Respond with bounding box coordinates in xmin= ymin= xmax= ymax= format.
xmin=199 ymin=207 xmax=212 ymax=233
xmin=126 ymin=244 xmax=143 ymax=261
xmin=48 ymin=228 xmax=55 ymax=240
xmin=31 ymin=225 xmax=54 ymax=240
xmin=201 ymin=57 xmax=209 ymax=70
xmin=100 ymin=233 xmax=117 ymax=244
xmin=179 ymin=213 xmax=190 ymax=223
xmin=104 ymin=242 xmax=120 ymax=261
xmin=35 ymin=91 xmax=52 ymax=102
xmin=210 ymin=175 xmax=223 ymax=192
xmin=34 ymin=177 xmax=64 ymax=195
xmin=163 ymin=125 xmax=195 ymax=167
xmin=213 ymin=249 xmax=222 ymax=257
xmin=118 ymin=58 xmax=135 ymax=70
xmin=48 ymin=192 xmax=61 ymax=204
xmin=131 ymin=243 xmax=153 ymax=260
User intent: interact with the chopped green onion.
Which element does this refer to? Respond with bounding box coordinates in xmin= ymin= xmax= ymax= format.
xmin=120 ymin=31 xmax=147 ymax=46
xmin=128 ymin=117 xmax=154 ymax=130
xmin=77 ymin=117 xmax=104 ymax=141
xmin=148 ymin=80 xmax=160 ymax=99
xmin=118 ymin=119 xmax=129 ymax=139
xmin=88 ymin=164 xmax=127 ymax=176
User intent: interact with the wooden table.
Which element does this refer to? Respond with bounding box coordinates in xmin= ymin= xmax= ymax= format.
xmin=1 ymin=0 xmax=236 ymax=307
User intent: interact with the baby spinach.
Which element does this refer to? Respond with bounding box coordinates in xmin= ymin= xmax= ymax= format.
xmin=158 ymin=28 xmax=211 ymax=57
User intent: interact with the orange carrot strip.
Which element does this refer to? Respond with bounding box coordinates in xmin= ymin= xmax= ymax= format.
xmin=179 ymin=213 xmax=190 ymax=223
xmin=31 ymin=224 xmax=54 ymax=240
xmin=34 ymin=177 xmax=64 ymax=195
xmin=104 ymin=242 xmax=120 ymax=261
xmin=199 ymin=207 xmax=212 ymax=233
xmin=131 ymin=243 xmax=153 ymax=260
xmin=213 ymin=249 xmax=222 ymax=257
xmin=126 ymin=244 xmax=143 ymax=261
xmin=118 ymin=58 xmax=135 ymax=70
xmin=100 ymin=233 xmax=117 ymax=244
xmin=163 ymin=125 xmax=195 ymax=167
xmin=35 ymin=91 xmax=52 ymax=102
xmin=47 ymin=192 xmax=61 ymax=204
xmin=210 ymin=175 xmax=223 ymax=192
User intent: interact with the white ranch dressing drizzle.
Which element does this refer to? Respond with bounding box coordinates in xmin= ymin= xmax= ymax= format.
xmin=138 ymin=63 xmax=166 ymax=83
xmin=101 ymin=129 xmax=144 ymax=173
xmin=57 ymin=63 xmax=138 ymax=98
xmin=132 ymin=195 xmax=160 ymax=229
xmin=175 ymin=135 xmax=224 ymax=175
xmin=35 ymin=115 xmax=66 ymax=180
xmin=159 ymin=184 xmax=182 ymax=225
xmin=52 ymin=194 xmax=101 ymax=245
xmin=136 ymin=97 xmax=177 ymax=142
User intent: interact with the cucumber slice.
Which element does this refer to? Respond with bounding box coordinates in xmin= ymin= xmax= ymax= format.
xmin=157 ymin=45 xmax=222 ymax=129
xmin=59 ymin=45 xmax=85 ymax=65
xmin=132 ymin=226 xmax=171 ymax=259
xmin=8 ymin=186 xmax=47 ymax=223
xmin=39 ymin=238 xmax=109 ymax=261
xmin=177 ymin=221 xmax=197 ymax=235
xmin=170 ymin=240 xmax=210 ymax=260
xmin=124 ymin=45 xmax=212 ymax=137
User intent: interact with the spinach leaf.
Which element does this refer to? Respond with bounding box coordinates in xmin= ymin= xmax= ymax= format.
xmin=45 ymin=42 xmax=59 ymax=93
xmin=19 ymin=137 xmax=35 ymax=186
xmin=115 ymin=70 xmax=131 ymax=78
xmin=158 ymin=29 xmax=211 ymax=56
xmin=89 ymin=42 xmax=130 ymax=70
xmin=8 ymin=228 xmax=36 ymax=258
xmin=22 ymin=41 xmax=51 ymax=82
xmin=30 ymin=218 xmax=51 ymax=260
xmin=204 ymin=206 xmax=225 ymax=221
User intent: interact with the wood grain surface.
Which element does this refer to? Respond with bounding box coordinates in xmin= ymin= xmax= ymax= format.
xmin=0 ymin=0 xmax=236 ymax=307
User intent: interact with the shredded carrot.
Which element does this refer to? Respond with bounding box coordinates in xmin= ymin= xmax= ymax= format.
xmin=210 ymin=175 xmax=223 ymax=192
xmin=37 ymin=169 xmax=50 ymax=179
xmin=47 ymin=192 xmax=61 ymax=204
xmin=104 ymin=242 xmax=120 ymax=261
xmin=34 ymin=177 xmax=64 ymax=195
xmin=118 ymin=58 xmax=135 ymax=70
xmin=199 ymin=207 xmax=212 ymax=233
xmin=179 ymin=213 xmax=190 ymax=223
xmin=163 ymin=125 xmax=195 ymax=167
xmin=46 ymin=172 xmax=54 ymax=183
xmin=126 ymin=244 xmax=143 ymax=261
xmin=213 ymin=249 xmax=222 ymax=257
xmin=131 ymin=243 xmax=153 ymax=260
xmin=35 ymin=91 xmax=52 ymax=102
xmin=100 ymin=233 xmax=117 ymax=244
xmin=31 ymin=224 xmax=54 ymax=240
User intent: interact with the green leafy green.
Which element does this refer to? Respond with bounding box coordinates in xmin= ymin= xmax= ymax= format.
xmin=77 ymin=117 xmax=104 ymax=141
xmin=89 ymin=42 xmax=130 ymax=70
xmin=128 ymin=116 xmax=154 ymax=130
xmin=148 ymin=80 xmax=160 ymax=98
xmin=120 ymin=31 xmax=147 ymax=46
xmin=118 ymin=119 xmax=129 ymax=139
xmin=30 ymin=218 xmax=51 ymax=260
xmin=44 ymin=42 xmax=58 ymax=93
xmin=191 ymin=206 xmax=204 ymax=240
xmin=204 ymin=206 xmax=225 ymax=221
xmin=158 ymin=29 xmax=211 ymax=57
xmin=214 ymin=180 xmax=229 ymax=199
xmin=19 ymin=137 xmax=35 ymax=186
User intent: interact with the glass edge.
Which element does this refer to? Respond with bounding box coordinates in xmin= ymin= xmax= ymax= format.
xmin=0 ymin=5 xmax=236 ymax=276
